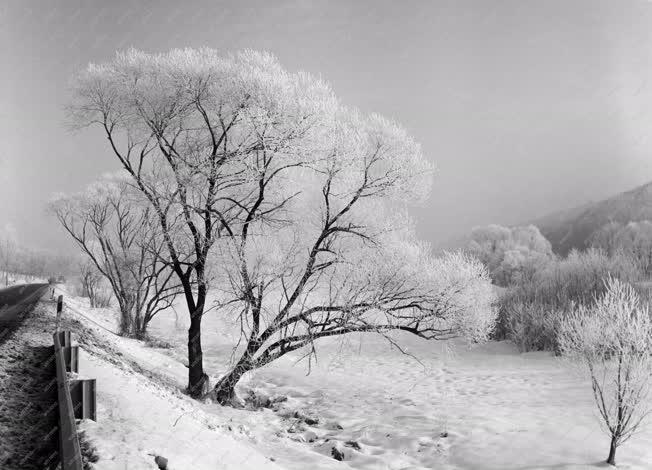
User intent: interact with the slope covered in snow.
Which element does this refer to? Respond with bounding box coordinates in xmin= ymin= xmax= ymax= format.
xmin=59 ymin=288 xmax=284 ymax=470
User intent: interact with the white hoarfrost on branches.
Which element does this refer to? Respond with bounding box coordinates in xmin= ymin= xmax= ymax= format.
xmin=206 ymin=92 xmax=495 ymax=403
xmin=558 ymin=278 xmax=652 ymax=466
xmin=466 ymin=224 xmax=554 ymax=286
xmin=590 ymin=220 xmax=652 ymax=276
xmin=68 ymin=47 xmax=496 ymax=404
xmin=68 ymin=47 xmax=340 ymax=397
xmin=49 ymin=175 xmax=180 ymax=338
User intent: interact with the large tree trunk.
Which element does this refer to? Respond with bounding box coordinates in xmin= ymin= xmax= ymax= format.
xmin=133 ymin=316 xmax=146 ymax=340
xmin=187 ymin=305 xmax=208 ymax=397
xmin=182 ymin=269 xmax=208 ymax=398
xmin=133 ymin=306 xmax=146 ymax=340
xmin=118 ymin=297 xmax=135 ymax=337
xmin=606 ymin=436 xmax=617 ymax=466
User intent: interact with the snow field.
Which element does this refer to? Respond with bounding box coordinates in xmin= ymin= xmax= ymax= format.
xmin=63 ymin=288 xmax=652 ymax=469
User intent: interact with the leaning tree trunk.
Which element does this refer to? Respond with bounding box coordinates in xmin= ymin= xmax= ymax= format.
xmin=212 ymin=359 xmax=252 ymax=405
xmin=606 ymin=436 xmax=617 ymax=466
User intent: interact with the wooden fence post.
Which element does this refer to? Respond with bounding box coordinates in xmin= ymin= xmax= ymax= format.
xmin=70 ymin=379 xmax=97 ymax=421
xmin=53 ymin=331 xmax=83 ymax=470
xmin=56 ymin=295 xmax=63 ymax=331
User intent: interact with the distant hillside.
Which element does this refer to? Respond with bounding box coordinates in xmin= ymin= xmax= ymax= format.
xmin=531 ymin=181 xmax=652 ymax=255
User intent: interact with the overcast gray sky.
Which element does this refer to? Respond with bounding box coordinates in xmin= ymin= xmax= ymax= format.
xmin=3 ymin=0 xmax=652 ymax=252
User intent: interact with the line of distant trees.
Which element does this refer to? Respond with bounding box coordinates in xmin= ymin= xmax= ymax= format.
xmin=467 ymin=221 xmax=652 ymax=293
xmin=465 ymin=222 xmax=649 ymax=351
xmin=0 ymin=230 xmax=76 ymax=285
xmin=589 ymin=220 xmax=652 ymax=276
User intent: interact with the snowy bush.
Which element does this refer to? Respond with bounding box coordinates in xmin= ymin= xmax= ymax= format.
xmin=504 ymin=301 xmax=563 ymax=353
xmin=534 ymin=248 xmax=640 ymax=309
xmin=497 ymin=248 xmax=642 ymax=351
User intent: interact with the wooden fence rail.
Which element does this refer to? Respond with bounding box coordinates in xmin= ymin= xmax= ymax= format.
xmin=54 ymin=329 xmax=83 ymax=470
xmin=52 ymin=295 xmax=96 ymax=470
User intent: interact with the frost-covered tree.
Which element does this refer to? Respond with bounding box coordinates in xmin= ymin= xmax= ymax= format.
xmin=558 ymin=278 xmax=652 ymax=466
xmin=79 ymin=259 xmax=103 ymax=308
xmin=50 ymin=176 xmax=180 ymax=338
xmin=590 ymin=221 xmax=652 ymax=276
xmin=534 ymin=248 xmax=640 ymax=309
xmin=0 ymin=225 xmax=74 ymax=283
xmin=499 ymin=247 xmax=641 ymax=352
xmin=589 ymin=221 xmax=624 ymax=255
xmin=0 ymin=225 xmax=18 ymax=286
xmin=208 ymin=109 xmax=497 ymax=404
xmin=68 ymin=48 xmax=339 ymax=396
xmin=466 ymin=224 xmax=553 ymax=286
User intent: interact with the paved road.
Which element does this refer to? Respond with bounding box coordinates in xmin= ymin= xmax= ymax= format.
xmin=0 ymin=283 xmax=49 ymax=341
xmin=0 ymin=283 xmax=58 ymax=469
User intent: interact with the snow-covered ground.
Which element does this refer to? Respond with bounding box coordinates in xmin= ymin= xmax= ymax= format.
xmin=62 ymin=288 xmax=652 ymax=469
xmin=60 ymin=290 xmax=284 ymax=470
xmin=76 ymin=351 xmax=285 ymax=470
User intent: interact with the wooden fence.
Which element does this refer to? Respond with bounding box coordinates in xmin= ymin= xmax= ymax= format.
xmin=53 ymin=295 xmax=96 ymax=470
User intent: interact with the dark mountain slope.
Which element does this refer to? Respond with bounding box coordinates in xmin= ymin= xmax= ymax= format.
xmin=531 ymin=181 xmax=652 ymax=255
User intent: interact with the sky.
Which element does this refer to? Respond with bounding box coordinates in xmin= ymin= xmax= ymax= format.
xmin=3 ymin=0 xmax=652 ymax=253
